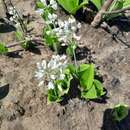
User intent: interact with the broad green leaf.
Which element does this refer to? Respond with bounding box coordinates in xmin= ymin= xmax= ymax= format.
xmin=78 ymin=64 xmax=90 ymax=75
xmin=94 ymin=79 xmax=105 ymax=97
xmin=66 ymin=64 xmax=77 ymax=75
xmin=81 ymin=84 xmax=97 ymax=99
xmin=90 ymin=0 xmax=105 ymax=10
xmin=57 ymin=0 xmax=88 ymax=14
xmin=112 ymin=104 xmax=129 ymax=122
xmin=81 ymin=79 xmax=105 ymax=99
xmin=123 ymin=0 xmax=130 ymax=8
xmin=79 ymin=64 xmax=94 ymax=90
xmin=0 ymin=42 xmax=8 ymax=55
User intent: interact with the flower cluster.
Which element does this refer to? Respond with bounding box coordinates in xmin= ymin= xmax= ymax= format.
xmin=8 ymin=7 xmax=20 ymax=27
xmin=47 ymin=17 xmax=81 ymax=44
xmin=36 ymin=0 xmax=81 ymax=45
xmin=35 ymin=55 xmax=68 ymax=89
xmin=36 ymin=0 xmax=58 ymax=15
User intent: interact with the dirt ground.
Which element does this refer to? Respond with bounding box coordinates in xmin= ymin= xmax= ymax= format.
xmin=0 ymin=0 xmax=130 ymax=130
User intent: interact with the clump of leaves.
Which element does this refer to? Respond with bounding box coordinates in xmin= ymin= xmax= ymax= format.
xmin=48 ymin=69 xmax=73 ymax=103
xmin=77 ymin=64 xmax=105 ymax=100
xmin=112 ymin=104 xmax=129 ymax=122
xmin=0 ymin=42 xmax=8 ymax=55
xmin=43 ymin=26 xmax=60 ymax=52
xmin=57 ymin=0 xmax=88 ymax=14
xmin=15 ymin=31 xmax=34 ymax=50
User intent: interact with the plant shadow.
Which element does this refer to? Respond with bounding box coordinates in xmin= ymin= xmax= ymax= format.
xmin=105 ymin=16 xmax=130 ymax=48
xmin=7 ymin=50 xmax=23 ymax=58
xmin=60 ymin=78 xmax=81 ymax=105
xmin=0 ymin=23 xmax=16 ymax=33
xmin=101 ymin=108 xmax=130 ymax=130
xmin=75 ymin=46 xmax=93 ymax=61
xmin=0 ymin=84 xmax=9 ymax=100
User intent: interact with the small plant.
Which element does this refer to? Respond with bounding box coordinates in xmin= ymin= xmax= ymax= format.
xmin=112 ymin=104 xmax=129 ymax=122
xmin=36 ymin=0 xmax=81 ymax=53
xmin=43 ymin=25 xmax=60 ymax=52
xmin=15 ymin=31 xmax=33 ymax=50
xmin=35 ymin=55 xmax=73 ymax=103
xmin=35 ymin=55 xmax=105 ymax=103
xmin=0 ymin=42 xmax=8 ymax=55
xmin=77 ymin=63 xmax=105 ymax=100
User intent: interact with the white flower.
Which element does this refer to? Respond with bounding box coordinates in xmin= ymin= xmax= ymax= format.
xmin=35 ymin=72 xmax=44 ymax=80
xmin=50 ymin=75 xmax=56 ymax=80
xmin=77 ymin=23 xmax=81 ymax=29
xmin=68 ymin=17 xmax=76 ymax=24
xmin=38 ymin=80 xmax=44 ymax=86
xmin=59 ymin=74 xmax=65 ymax=80
xmin=50 ymin=0 xmax=58 ymax=10
xmin=35 ymin=9 xmax=44 ymax=15
xmin=48 ymin=82 xmax=55 ymax=89
xmin=58 ymin=20 xmax=64 ymax=28
xmin=71 ymin=26 xmax=77 ymax=31
xmin=41 ymin=60 xmax=47 ymax=69
xmin=60 ymin=55 xmax=66 ymax=60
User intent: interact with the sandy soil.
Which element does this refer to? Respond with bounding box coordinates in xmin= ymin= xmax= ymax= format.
xmin=0 ymin=0 xmax=130 ymax=130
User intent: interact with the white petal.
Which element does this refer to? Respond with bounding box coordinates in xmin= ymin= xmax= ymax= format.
xmin=59 ymin=74 xmax=65 ymax=80
xmin=48 ymin=82 xmax=55 ymax=89
xmin=41 ymin=60 xmax=47 ymax=69
xmin=50 ymin=75 xmax=56 ymax=80
xmin=38 ymin=81 xmax=44 ymax=86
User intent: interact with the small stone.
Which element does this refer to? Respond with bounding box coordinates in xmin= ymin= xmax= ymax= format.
xmin=111 ymin=77 xmax=120 ymax=88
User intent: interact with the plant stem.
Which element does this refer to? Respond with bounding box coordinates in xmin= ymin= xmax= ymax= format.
xmin=91 ymin=0 xmax=114 ymax=27
xmin=9 ymin=0 xmax=27 ymax=33
xmin=73 ymin=48 xmax=77 ymax=68
xmin=103 ymin=6 xmax=130 ymax=14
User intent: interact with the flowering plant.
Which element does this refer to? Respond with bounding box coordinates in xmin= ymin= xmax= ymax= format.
xmin=36 ymin=0 xmax=81 ymax=53
xmin=35 ymin=55 xmax=73 ymax=103
xmin=35 ymin=55 xmax=106 ymax=103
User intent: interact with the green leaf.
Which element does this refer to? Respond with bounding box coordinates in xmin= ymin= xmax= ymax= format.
xmin=47 ymin=72 xmax=73 ymax=103
xmin=0 ymin=42 xmax=8 ymax=55
xmin=81 ymin=84 xmax=97 ymax=99
xmin=123 ymin=0 xmax=130 ymax=8
xmin=79 ymin=64 xmax=94 ymax=90
xmin=66 ymin=64 xmax=77 ymax=75
xmin=112 ymin=104 xmax=129 ymax=122
xmin=66 ymin=40 xmax=77 ymax=58
xmin=81 ymin=79 xmax=105 ymax=99
xmin=43 ymin=26 xmax=60 ymax=51
xmin=15 ymin=31 xmax=24 ymax=41
xmin=94 ymin=79 xmax=105 ymax=97
xmin=47 ymin=87 xmax=62 ymax=103
xmin=57 ymin=0 xmax=88 ymax=14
